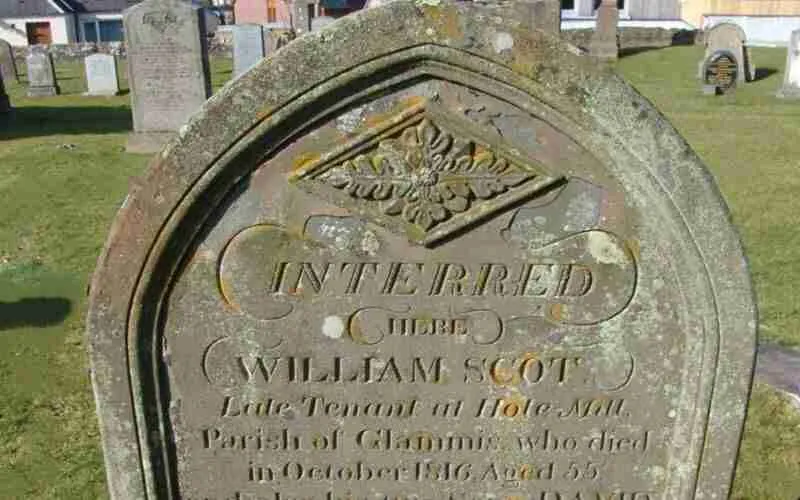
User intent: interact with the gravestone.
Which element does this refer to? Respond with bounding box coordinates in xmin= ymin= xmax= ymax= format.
xmin=0 ymin=39 xmax=18 ymax=83
xmin=701 ymin=23 xmax=752 ymax=84
xmin=778 ymin=29 xmax=800 ymax=98
xmin=310 ymin=15 xmax=335 ymax=31
xmin=0 ymin=70 xmax=10 ymax=113
xmin=291 ymin=0 xmax=313 ymax=35
xmin=590 ymin=0 xmax=619 ymax=60
xmin=84 ymin=54 xmax=120 ymax=96
xmin=88 ymin=2 xmax=757 ymax=500
xmin=263 ymin=27 xmax=295 ymax=54
xmin=125 ymin=0 xmax=212 ymax=153
xmin=702 ymin=50 xmax=739 ymax=95
xmin=233 ymin=24 xmax=266 ymax=77
xmin=26 ymin=49 xmax=59 ymax=97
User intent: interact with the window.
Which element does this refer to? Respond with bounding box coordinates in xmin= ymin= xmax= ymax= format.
xmin=26 ymin=22 xmax=52 ymax=45
xmin=98 ymin=20 xmax=123 ymax=42
xmin=83 ymin=21 xmax=98 ymax=42
xmin=561 ymin=0 xmax=574 ymax=9
xmin=81 ymin=19 xmax=124 ymax=42
xmin=267 ymin=0 xmax=277 ymax=22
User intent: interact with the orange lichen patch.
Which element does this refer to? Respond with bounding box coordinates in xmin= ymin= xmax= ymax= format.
xmin=292 ymin=152 xmax=322 ymax=173
xmin=422 ymin=5 xmax=463 ymax=41
xmin=497 ymin=393 xmax=528 ymax=418
xmin=255 ymin=105 xmax=275 ymax=121
xmin=547 ymin=302 xmax=564 ymax=322
xmin=217 ymin=276 xmax=241 ymax=313
xmin=362 ymin=96 xmax=428 ymax=130
xmin=627 ymin=238 xmax=640 ymax=262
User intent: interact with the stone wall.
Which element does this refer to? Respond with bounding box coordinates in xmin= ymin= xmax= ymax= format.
xmin=562 ymin=27 xmax=698 ymax=52
xmin=9 ymin=27 xmax=698 ymax=64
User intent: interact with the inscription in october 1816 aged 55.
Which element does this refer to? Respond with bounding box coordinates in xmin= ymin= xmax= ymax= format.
xmin=88 ymin=3 xmax=757 ymax=500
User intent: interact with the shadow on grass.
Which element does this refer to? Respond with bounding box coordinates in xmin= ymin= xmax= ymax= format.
xmin=0 ymin=297 xmax=71 ymax=330
xmin=753 ymin=67 xmax=779 ymax=82
xmin=0 ymin=104 xmax=132 ymax=139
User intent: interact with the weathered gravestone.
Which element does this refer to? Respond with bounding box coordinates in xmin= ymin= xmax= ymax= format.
xmin=26 ymin=49 xmax=59 ymax=97
xmin=778 ymin=29 xmax=800 ymax=98
xmin=291 ymin=0 xmax=314 ymax=36
xmin=700 ymin=23 xmax=753 ymax=84
xmin=88 ymin=2 xmax=757 ymax=499
xmin=233 ymin=24 xmax=266 ymax=78
xmin=125 ymin=0 xmax=212 ymax=153
xmin=590 ymin=0 xmax=619 ymax=60
xmin=702 ymin=50 xmax=739 ymax=95
xmin=0 ymin=70 xmax=10 ymax=113
xmin=84 ymin=53 xmax=121 ymax=96
xmin=264 ymin=27 xmax=295 ymax=54
xmin=0 ymin=39 xmax=18 ymax=83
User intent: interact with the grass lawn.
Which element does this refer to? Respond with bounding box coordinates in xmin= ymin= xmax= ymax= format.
xmin=0 ymin=48 xmax=798 ymax=499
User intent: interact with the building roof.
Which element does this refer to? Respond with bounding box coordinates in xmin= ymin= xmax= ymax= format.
xmin=0 ymin=0 xmax=140 ymax=17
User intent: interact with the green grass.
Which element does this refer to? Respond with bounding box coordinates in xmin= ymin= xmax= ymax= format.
xmin=0 ymin=49 xmax=798 ymax=498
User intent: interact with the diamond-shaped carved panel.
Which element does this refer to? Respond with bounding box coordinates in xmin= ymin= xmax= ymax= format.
xmin=292 ymin=105 xmax=563 ymax=246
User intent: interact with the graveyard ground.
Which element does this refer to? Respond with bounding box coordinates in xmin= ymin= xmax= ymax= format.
xmin=0 ymin=47 xmax=798 ymax=499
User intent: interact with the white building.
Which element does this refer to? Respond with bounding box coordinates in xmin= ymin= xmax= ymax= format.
xmin=0 ymin=0 xmax=132 ymax=46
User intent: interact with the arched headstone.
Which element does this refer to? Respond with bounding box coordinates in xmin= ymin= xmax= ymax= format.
xmin=701 ymin=22 xmax=753 ymax=83
xmin=88 ymin=2 xmax=756 ymax=499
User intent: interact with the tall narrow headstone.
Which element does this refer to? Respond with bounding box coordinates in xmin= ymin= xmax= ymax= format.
xmin=88 ymin=3 xmax=757 ymax=500
xmin=26 ymin=49 xmax=59 ymax=97
xmin=590 ymin=0 xmax=619 ymax=60
xmin=701 ymin=23 xmax=752 ymax=84
xmin=263 ymin=28 xmax=295 ymax=54
xmin=0 ymin=70 xmax=10 ymax=113
xmin=84 ymin=53 xmax=121 ymax=96
xmin=778 ymin=29 xmax=800 ymax=98
xmin=291 ymin=0 xmax=313 ymax=36
xmin=232 ymin=24 xmax=265 ymax=77
xmin=125 ymin=0 xmax=212 ymax=153
xmin=0 ymin=39 xmax=18 ymax=83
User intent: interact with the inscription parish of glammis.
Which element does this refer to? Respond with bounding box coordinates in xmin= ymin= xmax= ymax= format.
xmin=88 ymin=3 xmax=757 ymax=500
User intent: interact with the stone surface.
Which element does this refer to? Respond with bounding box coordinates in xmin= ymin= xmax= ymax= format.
xmin=87 ymin=3 xmax=757 ymax=500
xmin=84 ymin=54 xmax=120 ymax=96
xmin=701 ymin=23 xmax=750 ymax=84
xmin=702 ymin=50 xmax=738 ymax=95
xmin=589 ymin=0 xmax=618 ymax=60
xmin=0 ymin=39 xmax=18 ymax=83
xmin=233 ymin=24 xmax=265 ymax=78
xmin=778 ymin=29 xmax=800 ymax=98
xmin=0 ymin=70 xmax=10 ymax=113
xmin=311 ymin=15 xmax=335 ymax=31
xmin=26 ymin=49 xmax=59 ymax=97
xmin=124 ymin=0 xmax=212 ymax=153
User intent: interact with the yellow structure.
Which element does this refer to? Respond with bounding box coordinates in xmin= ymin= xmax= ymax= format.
xmin=683 ymin=0 xmax=800 ymax=27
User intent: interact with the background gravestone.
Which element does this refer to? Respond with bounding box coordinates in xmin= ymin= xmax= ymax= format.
xmin=232 ymin=24 xmax=265 ymax=77
xmin=84 ymin=54 xmax=120 ymax=96
xmin=0 ymin=70 xmax=10 ymax=113
xmin=263 ymin=27 xmax=295 ymax=54
xmin=26 ymin=49 xmax=59 ymax=97
xmin=0 ymin=39 xmax=18 ymax=83
xmin=125 ymin=0 xmax=212 ymax=153
xmin=88 ymin=3 xmax=757 ymax=500
xmin=310 ymin=15 xmax=335 ymax=31
xmin=701 ymin=23 xmax=752 ymax=83
xmin=778 ymin=29 xmax=800 ymax=98
xmin=590 ymin=0 xmax=619 ymax=60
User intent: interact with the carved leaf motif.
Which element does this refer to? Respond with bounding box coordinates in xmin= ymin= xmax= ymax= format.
xmin=317 ymin=117 xmax=537 ymax=233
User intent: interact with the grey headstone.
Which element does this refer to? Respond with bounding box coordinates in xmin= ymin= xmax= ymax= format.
xmin=84 ymin=53 xmax=120 ymax=96
xmin=124 ymin=0 xmax=212 ymax=153
xmin=291 ymin=0 xmax=313 ymax=35
xmin=26 ymin=49 xmax=59 ymax=97
xmin=0 ymin=39 xmax=18 ymax=83
xmin=88 ymin=3 xmax=757 ymax=500
xmin=233 ymin=24 xmax=265 ymax=77
xmin=701 ymin=23 xmax=751 ymax=83
xmin=778 ymin=29 xmax=800 ymax=98
xmin=590 ymin=0 xmax=619 ymax=60
xmin=0 ymin=70 xmax=10 ymax=113
xmin=310 ymin=15 xmax=335 ymax=31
